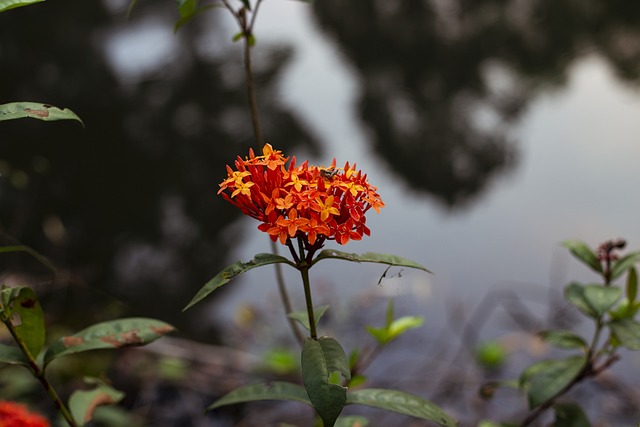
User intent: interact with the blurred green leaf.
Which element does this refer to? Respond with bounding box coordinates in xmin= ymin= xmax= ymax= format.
xmin=478 ymin=422 xmax=517 ymax=427
xmin=475 ymin=341 xmax=507 ymax=369
xmin=520 ymin=356 xmax=586 ymax=408
xmin=174 ymin=4 xmax=221 ymax=32
xmin=609 ymin=319 xmax=640 ymax=350
xmin=562 ymin=240 xmax=602 ymax=274
xmin=583 ymin=285 xmax=621 ymax=316
xmin=240 ymin=0 xmax=251 ymax=10
xmin=538 ymin=330 xmax=587 ymax=351
xmin=611 ymin=251 xmax=640 ymax=281
xmin=0 ymin=0 xmax=43 ymax=13
xmin=347 ymin=374 xmax=366 ymax=388
xmin=552 ymin=402 xmax=591 ymax=427
xmin=346 ymin=389 xmax=457 ymax=427
xmin=335 ymin=416 xmax=369 ymax=427
xmin=176 ymin=0 xmax=197 ymax=16
xmin=263 ymin=348 xmax=298 ymax=375
xmin=0 ymin=343 xmax=28 ymax=365
xmin=184 ymin=253 xmax=295 ymax=311
xmin=302 ymin=337 xmax=350 ymax=427
xmin=208 ymin=381 xmax=311 ymax=410
xmin=312 ymin=250 xmax=430 ymax=273
xmin=626 ymin=266 xmax=638 ymax=302
xmin=69 ymin=377 xmax=125 ymax=426
xmin=565 ymin=283 xmax=620 ymax=318
xmin=288 ymin=305 xmax=329 ymax=332
xmin=11 ymin=287 xmax=45 ymax=358
xmin=0 ymin=102 xmax=83 ymax=125
xmin=44 ymin=318 xmax=174 ymax=367
xmin=609 ymin=298 xmax=640 ymax=320
xmin=232 ymin=31 xmax=244 ymax=42
xmin=368 ymin=315 xmax=424 ymax=345
xmin=388 ymin=316 xmax=424 ymax=339
xmin=565 ymin=283 xmax=594 ymax=317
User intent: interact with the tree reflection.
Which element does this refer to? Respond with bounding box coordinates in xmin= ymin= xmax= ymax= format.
xmin=0 ymin=0 xmax=317 ymax=336
xmin=312 ymin=0 xmax=640 ymax=207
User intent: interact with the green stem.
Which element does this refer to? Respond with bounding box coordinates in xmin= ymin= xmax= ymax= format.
xmin=1 ymin=318 xmax=77 ymax=427
xmin=300 ymin=266 xmax=317 ymax=340
xmin=271 ymin=240 xmax=304 ymax=345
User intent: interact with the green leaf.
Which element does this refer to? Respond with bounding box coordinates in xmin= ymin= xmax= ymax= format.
xmin=184 ymin=253 xmax=295 ymax=311
xmin=312 ymin=250 xmax=430 ymax=272
xmin=478 ymin=422 xmax=517 ymax=427
xmin=125 ymin=0 xmax=138 ymax=18
xmin=388 ymin=316 xmax=424 ymax=339
xmin=0 ymin=102 xmax=83 ymax=125
xmin=552 ymin=402 xmax=591 ymax=427
xmin=564 ymin=283 xmax=620 ymax=318
xmin=562 ymin=240 xmax=602 ymax=274
xmin=626 ymin=267 xmax=638 ymax=302
xmin=609 ymin=298 xmax=640 ymax=320
xmin=0 ymin=343 xmax=28 ymax=365
xmin=239 ymin=0 xmax=251 ymax=10
xmin=208 ymin=381 xmax=311 ymax=410
xmin=0 ymin=0 xmax=44 ymax=13
xmin=520 ymin=356 xmax=586 ymax=408
xmin=11 ymin=287 xmax=45 ymax=357
xmin=44 ymin=318 xmax=175 ymax=367
xmin=262 ymin=348 xmax=298 ymax=375
xmin=335 ymin=416 xmax=369 ymax=427
xmin=538 ymin=330 xmax=588 ymax=351
xmin=609 ymin=319 xmax=640 ymax=350
xmin=346 ymin=389 xmax=457 ymax=427
xmin=302 ymin=337 xmax=350 ymax=427
xmin=611 ymin=251 xmax=640 ymax=281
xmin=69 ymin=377 xmax=125 ymax=426
xmin=176 ymin=0 xmax=197 ymax=16
xmin=475 ymin=341 xmax=507 ymax=369
xmin=174 ymin=4 xmax=220 ymax=32
xmin=367 ymin=316 xmax=424 ymax=345
xmin=583 ymin=285 xmax=621 ymax=317
xmin=288 ymin=305 xmax=330 ymax=332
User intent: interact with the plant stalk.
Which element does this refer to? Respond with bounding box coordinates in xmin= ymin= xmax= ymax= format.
xmin=1 ymin=318 xmax=77 ymax=427
xmin=300 ymin=266 xmax=317 ymax=340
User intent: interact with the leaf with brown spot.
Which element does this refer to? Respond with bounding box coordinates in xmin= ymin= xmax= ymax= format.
xmin=11 ymin=287 xmax=46 ymax=357
xmin=0 ymin=102 xmax=83 ymax=125
xmin=44 ymin=317 xmax=174 ymax=367
xmin=69 ymin=377 xmax=125 ymax=425
xmin=62 ymin=336 xmax=85 ymax=347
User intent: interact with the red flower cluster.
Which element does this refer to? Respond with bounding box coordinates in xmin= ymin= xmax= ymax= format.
xmin=0 ymin=401 xmax=49 ymax=427
xmin=218 ymin=144 xmax=384 ymax=246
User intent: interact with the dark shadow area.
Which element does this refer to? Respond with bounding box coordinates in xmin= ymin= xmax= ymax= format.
xmin=312 ymin=0 xmax=640 ymax=208
xmin=0 ymin=0 xmax=318 ymax=339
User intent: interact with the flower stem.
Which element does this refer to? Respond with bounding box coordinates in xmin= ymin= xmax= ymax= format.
xmin=1 ymin=317 xmax=77 ymax=427
xmin=299 ymin=266 xmax=317 ymax=340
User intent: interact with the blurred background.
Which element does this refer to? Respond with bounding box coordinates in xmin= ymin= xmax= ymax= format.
xmin=1 ymin=0 xmax=640 ymax=425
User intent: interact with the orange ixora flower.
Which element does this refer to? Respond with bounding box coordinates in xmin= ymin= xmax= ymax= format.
xmin=219 ymin=144 xmax=385 ymax=248
xmin=0 ymin=401 xmax=50 ymax=427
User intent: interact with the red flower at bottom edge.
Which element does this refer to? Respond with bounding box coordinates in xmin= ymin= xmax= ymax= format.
xmin=0 ymin=401 xmax=50 ymax=427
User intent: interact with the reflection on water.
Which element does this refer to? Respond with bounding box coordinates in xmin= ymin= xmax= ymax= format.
xmin=1 ymin=0 xmax=640 ymax=424
xmin=312 ymin=0 xmax=640 ymax=207
xmin=0 ymin=0 xmax=318 ymax=335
